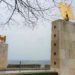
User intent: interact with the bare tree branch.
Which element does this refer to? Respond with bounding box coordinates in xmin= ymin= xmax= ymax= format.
xmin=0 ymin=0 xmax=73 ymax=28
xmin=0 ymin=0 xmax=51 ymax=27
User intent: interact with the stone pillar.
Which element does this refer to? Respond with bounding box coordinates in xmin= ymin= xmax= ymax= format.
xmin=0 ymin=43 xmax=8 ymax=70
xmin=51 ymin=19 xmax=75 ymax=75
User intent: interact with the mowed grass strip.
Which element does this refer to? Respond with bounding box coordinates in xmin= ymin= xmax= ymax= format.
xmin=0 ymin=72 xmax=58 ymax=75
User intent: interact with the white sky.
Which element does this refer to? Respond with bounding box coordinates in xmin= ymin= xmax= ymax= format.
xmin=0 ymin=19 xmax=52 ymax=61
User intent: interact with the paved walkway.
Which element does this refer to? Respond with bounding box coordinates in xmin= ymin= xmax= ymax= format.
xmin=0 ymin=70 xmax=50 ymax=74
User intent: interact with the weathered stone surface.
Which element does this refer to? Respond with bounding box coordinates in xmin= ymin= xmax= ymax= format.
xmin=51 ymin=19 xmax=75 ymax=75
xmin=0 ymin=43 xmax=8 ymax=69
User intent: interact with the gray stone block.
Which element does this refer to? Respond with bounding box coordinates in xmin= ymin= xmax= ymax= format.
xmin=51 ymin=19 xmax=75 ymax=75
xmin=0 ymin=43 xmax=8 ymax=69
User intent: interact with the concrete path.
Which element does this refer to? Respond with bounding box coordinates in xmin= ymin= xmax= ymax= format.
xmin=0 ymin=70 xmax=50 ymax=74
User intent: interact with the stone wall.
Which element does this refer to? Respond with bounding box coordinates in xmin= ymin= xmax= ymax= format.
xmin=0 ymin=43 xmax=8 ymax=69
xmin=51 ymin=19 xmax=75 ymax=75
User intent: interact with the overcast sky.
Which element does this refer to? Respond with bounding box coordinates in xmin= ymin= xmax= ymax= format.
xmin=0 ymin=18 xmax=52 ymax=61
xmin=0 ymin=0 xmax=75 ymax=61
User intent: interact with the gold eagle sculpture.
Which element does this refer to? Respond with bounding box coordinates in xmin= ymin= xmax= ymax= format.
xmin=0 ymin=35 xmax=6 ymax=43
xmin=58 ymin=2 xmax=74 ymax=21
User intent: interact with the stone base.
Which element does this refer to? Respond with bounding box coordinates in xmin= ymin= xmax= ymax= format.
xmin=0 ymin=43 xmax=8 ymax=69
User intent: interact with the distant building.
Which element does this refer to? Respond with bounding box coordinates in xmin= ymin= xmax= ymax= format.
xmin=0 ymin=35 xmax=8 ymax=70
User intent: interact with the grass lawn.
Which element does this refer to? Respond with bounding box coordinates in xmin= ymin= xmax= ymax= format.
xmin=6 ymin=68 xmax=46 ymax=70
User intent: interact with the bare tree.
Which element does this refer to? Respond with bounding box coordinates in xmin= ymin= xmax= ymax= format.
xmin=0 ymin=0 xmax=72 ymax=28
